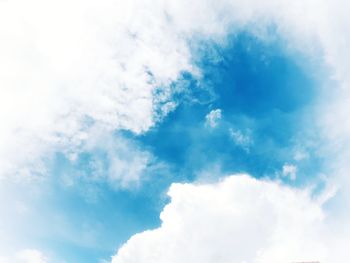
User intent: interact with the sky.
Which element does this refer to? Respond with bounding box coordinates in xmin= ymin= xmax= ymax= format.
xmin=1 ymin=0 xmax=350 ymax=262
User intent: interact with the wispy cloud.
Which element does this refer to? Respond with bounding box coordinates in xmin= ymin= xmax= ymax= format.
xmin=282 ymin=164 xmax=298 ymax=181
xmin=205 ymin=109 xmax=222 ymax=128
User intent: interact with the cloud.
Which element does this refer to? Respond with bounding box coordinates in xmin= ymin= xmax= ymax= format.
xmin=0 ymin=0 xmax=195 ymax=181
xmin=111 ymin=174 xmax=349 ymax=263
xmin=0 ymin=249 xmax=47 ymax=263
xmin=16 ymin=250 xmax=47 ymax=263
xmin=293 ymin=150 xmax=309 ymax=161
xmin=229 ymin=128 xmax=252 ymax=151
xmin=205 ymin=109 xmax=222 ymax=128
xmin=111 ymin=175 xmax=324 ymax=262
xmin=68 ymin=131 xmax=155 ymax=189
xmin=282 ymin=164 xmax=297 ymax=181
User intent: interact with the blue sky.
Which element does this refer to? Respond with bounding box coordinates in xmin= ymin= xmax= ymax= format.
xmin=1 ymin=1 xmax=350 ymax=263
xmin=138 ymin=32 xmax=324 ymax=181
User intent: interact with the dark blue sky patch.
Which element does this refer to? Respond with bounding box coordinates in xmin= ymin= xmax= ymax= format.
xmin=137 ymin=32 xmax=323 ymax=181
xmin=197 ymin=33 xmax=316 ymax=116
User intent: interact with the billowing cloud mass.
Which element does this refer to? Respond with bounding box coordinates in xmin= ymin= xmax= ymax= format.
xmin=112 ymin=175 xmax=346 ymax=263
xmin=0 ymin=0 xmax=194 ymax=182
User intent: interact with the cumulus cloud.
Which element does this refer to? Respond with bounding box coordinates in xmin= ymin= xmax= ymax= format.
xmin=112 ymin=174 xmax=350 ymax=263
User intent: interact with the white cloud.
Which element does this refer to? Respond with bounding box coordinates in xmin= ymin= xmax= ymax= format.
xmin=76 ymin=131 xmax=154 ymax=189
xmin=0 ymin=0 xmax=349 ymax=186
xmin=293 ymin=150 xmax=309 ymax=161
xmin=112 ymin=175 xmax=348 ymax=263
xmin=282 ymin=164 xmax=297 ymax=181
xmin=229 ymin=128 xmax=252 ymax=151
xmin=16 ymin=249 xmax=47 ymax=263
xmin=0 ymin=0 xmax=195 ymax=181
xmin=205 ymin=109 xmax=222 ymax=128
xmin=0 ymin=249 xmax=48 ymax=263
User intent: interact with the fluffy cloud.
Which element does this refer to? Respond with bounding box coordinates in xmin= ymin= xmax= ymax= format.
xmin=0 ymin=0 xmax=194 ymax=181
xmin=112 ymin=174 xmax=347 ymax=263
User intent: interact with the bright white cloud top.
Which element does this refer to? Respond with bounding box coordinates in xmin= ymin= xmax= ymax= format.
xmin=112 ymin=175 xmax=342 ymax=263
xmin=1 ymin=0 xmax=350 ymax=262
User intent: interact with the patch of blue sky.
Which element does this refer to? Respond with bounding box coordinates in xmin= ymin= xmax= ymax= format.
xmin=20 ymin=152 xmax=166 ymax=263
xmin=137 ymin=32 xmax=326 ymax=184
